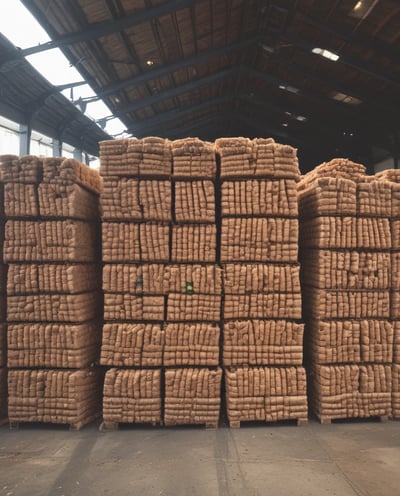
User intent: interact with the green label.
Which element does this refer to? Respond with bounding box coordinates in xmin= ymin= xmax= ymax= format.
xmin=185 ymin=281 xmax=194 ymax=294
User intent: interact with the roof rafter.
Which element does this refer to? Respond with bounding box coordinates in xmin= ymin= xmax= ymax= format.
xmin=117 ymin=67 xmax=238 ymax=115
xmin=18 ymin=0 xmax=200 ymax=56
xmin=93 ymin=37 xmax=255 ymax=97
xmin=131 ymin=94 xmax=235 ymax=136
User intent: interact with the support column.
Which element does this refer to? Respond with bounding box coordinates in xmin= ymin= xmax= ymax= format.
xmin=52 ymin=138 xmax=62 ymax=157
xmin=19 ymin=123 xmax=31 ymax=155
xmin=73 ymin=148 xmax=83 ymax=161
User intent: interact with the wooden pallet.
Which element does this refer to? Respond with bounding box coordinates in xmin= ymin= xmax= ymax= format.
xmin=164 ymin=421 xmax=218 ymax=430
xmin=8 ymin=414 xmax=99 ymax=431
xmin=99 ymin=420 xmax=163 ymax=431
xmin=317 ymin=415 xmax=389 ymax=425
xmin=229 ymin=418 xmax=308 ymax=428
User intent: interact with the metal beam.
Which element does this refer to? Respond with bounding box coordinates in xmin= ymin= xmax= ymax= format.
xmin=19 ymin=0 xmax=200 ymax=56
xmin=94 ymin=38 xmax=255 ymax=97
xmin=149 ymin=112 xmax=230 ymax=138
xmin=129 ymin=94 xmax=235 ymax=135
xmin=117 ymin=67 xmax=238 ymax=115
xmin=295 ymin=6 xmax=400 ymax=64
xmin=282 ymin=31 xmax=400 ymax=87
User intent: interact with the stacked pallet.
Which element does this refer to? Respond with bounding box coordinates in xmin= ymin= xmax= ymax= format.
xmin=100 ymin=137 xmax=170 ymax=427
xmin=376 ymin=170 xmax=400 ymax=418
xmin=216 ymin=137 xmax=308 ymax=426
xmin=100 ymin=137 xmax=222 ymax=428
xmin=0 ymin=180 xmax=5 ymax=423
xmin=299 ymin=159 xmax=393 ymax=423
xmin=1 ymin=154 xmax=103 ymax=429
xmin=166 ymin=138 xmax=221 ymax=428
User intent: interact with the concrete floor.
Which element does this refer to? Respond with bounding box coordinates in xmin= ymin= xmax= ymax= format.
xmin=0 ymin=420 xmax=400 ymax=496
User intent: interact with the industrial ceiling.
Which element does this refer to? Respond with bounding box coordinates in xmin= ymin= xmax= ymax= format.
xmin=3 ymin=0 xmax=400 ymax=169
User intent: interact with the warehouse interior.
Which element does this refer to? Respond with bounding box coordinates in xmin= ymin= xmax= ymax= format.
xmin=0 ymin=1 xmax=400 ymax=496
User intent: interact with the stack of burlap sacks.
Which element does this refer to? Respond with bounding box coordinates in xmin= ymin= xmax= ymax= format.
xmin=216 ymin=137 xmax=308 ymax=426
xmin=299 ymin=159 xmax=393 ymax=421
xmin=376 ymin=169 xmax=400 ymax=418
xmin=0 ymin=155 xmax=103 ymax=428
xmin=100 ymin=137 xmax=222 ymax=428
xmin=0 ymin=182 xmax=6 ymax=423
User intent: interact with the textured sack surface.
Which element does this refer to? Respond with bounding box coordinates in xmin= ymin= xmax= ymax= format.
xmin=167 ymin=294 xmax=221 ymax=321
xmin=0 ymin=367 xmax=6 ymax=420
xmin=104 ymin=294 xmax=165 ymax=321
xmin=99 ymin=137 xmax=172 ymax=177
xmin=102 ymin=222 xmax=169 ymax=262
xmin=7 ymin=291 xmax=102 ymax=322
xmin=103 ymin=368 xmax=162 ymax=424
xmin=4 ymin=182 xmax=38 ymax=217
xmin=164 ymin=368 xmax=222 ymax=426
xmin=4 ymin=220 xmax=98 ymax=262
xmin=310 ymin=363 xmax=392 ymax=419
xmin=8 ymin=369 xmax=102 ymax=426
xmin=7 ymin=321 xmax=101 ymax=368
xmin=7 ymin=264 xmax=100 ymax=295
xmin=0 ymin=324 xmax=5 ymax=367
xmin=223 ymin=320 xmax=304 ymax=366
xmin=298 ymin=176 xmax=392 ymax=218
xmin=171 ymin=138 xmax=216 ymax=178
xmin=216 ymin=138 xmax=300 ymax=180
xmin=38 ymin=183 xmax=100 ymax=220
xmin=392 ymin=364 xmax=400 ymax=418
xmin=301 ymin=250 xmax=390 ymax=289
xmin=101 ymin=323 xmax=163 ymax=367
xmin=225 ymin=366 xmax=308 ymax=423
xmin=101 ymin=178 xmax=171 ymax=221
xmin=394 ymin=322 xmax=400 ymax=363
xmin=164 ymin=323 xmax=219 ymax=366
xmin=221 ymin=179 xmax=298 ymax=217
xmin=221 ymin=218 xmax=298 ymax=262
xmin=300 ymin=216 xmax=391 ymax=249
xmin=309 ymin=320 xmax=393 ymax=364
xmin=42 ymin=157 xmax=102 ymax=194
xmin=174 ymin=180 xmax=215 ymax=223
xmin=223 ymin=263 xmax=300 ymax=293
xmin=102 ymin=263 xmax=222 ymax=294
xmin=0 ymin=154 xmax=42 ymax=183
xmin=302 ymin=288 xmax=390 ymax=319
xmin=224 ymin=293 xmax=301 ymax=319
xmin=171 ymin=224 xmax=216 ymax=262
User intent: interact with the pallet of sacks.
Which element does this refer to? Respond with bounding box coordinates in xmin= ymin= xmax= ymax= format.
xmin=0 ymin=154 xmax=103 ymax=429
xmin=8 ymin=369 xmax=102 ymax=429
xmin=102 ymin=368 xmax=162 ymax=429
xmin=164 ymin=367 xmax=222 ymax=429
xmin=217 ymin=137 xmax=307 ymax=427
xmin=0 ymin=322 xmax=6 ymax=424
xmin=225 ymin=366 xmax=308 ymax=427
xmin=298 ymin=158 xmax=393 ymax=423
xmin=310 ymin=364 xmax=391 ymax=423
xmin=376 ymin=169 xmax=400 ymax=418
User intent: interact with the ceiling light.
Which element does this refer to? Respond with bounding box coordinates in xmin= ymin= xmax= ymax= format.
xmin=349 ymin=0 xmax=379 ymax=19
xmin=282 ymin=122 xmax=289 ymax=127
xmin=331 ymin=91 xmax=362 ymax=106
xmin=312 ymin=48 xmax=340 ymax=62
xmin=260 ymin=43 xmax=275 ymax=54
xmin=279 ymin=84 xmax=300 ymax=94
xmin=285 ymin=111 xmax=292 ymax=116
xmin=114 ymin=97 xmax=121 ymax=104
xmin=295 ymin=115 xmax=307 ymax=122
xmin=146 ymin=59 xmax=154 ymax=66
